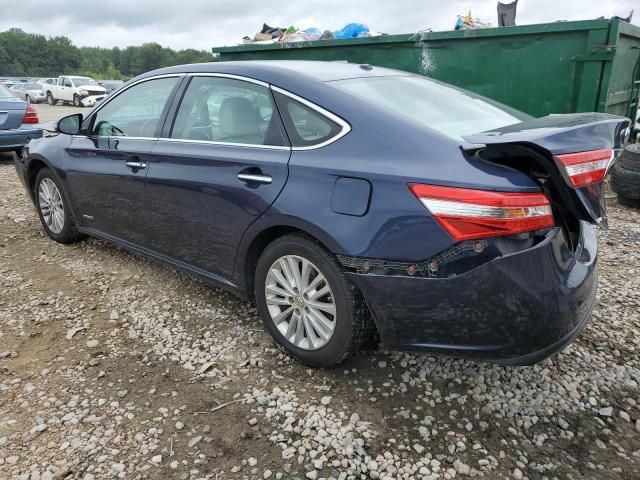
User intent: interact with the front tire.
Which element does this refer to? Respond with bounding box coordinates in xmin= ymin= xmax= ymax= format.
xmin=25 ymin=95 xmax=31 ymax=104
xmin=73 ymin=94 xmax=82 ymax=107
xmin=34 ymin=168 xmax=83 ymax=244
xmin=255 ymin=234 xmax=368 ymax=367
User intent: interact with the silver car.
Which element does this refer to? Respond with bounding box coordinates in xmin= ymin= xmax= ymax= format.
xmin=10 ymin=83 xmax=47 ymax=104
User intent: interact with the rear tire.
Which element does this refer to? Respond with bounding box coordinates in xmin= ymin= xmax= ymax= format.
xmin=617 ymin=195 xmax=640 ymax=208
xmin=34 ymin=168 xmax=84 ymax=244
xmin=46 ymin=92 xmax=56 ymax=106
xmin=25 ymin=95 xmax=31 ymax=104
xmin=255 ymin=234 xmax=369 ymax=368
xmin=617 ymin=144 xmax=640 ymax=173
xmin=610 ymin=164 xmax=640 ymax=202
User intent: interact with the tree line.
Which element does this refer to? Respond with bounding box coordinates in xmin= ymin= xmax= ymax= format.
xmin=0 ymin=28 xmax=214 ymax=79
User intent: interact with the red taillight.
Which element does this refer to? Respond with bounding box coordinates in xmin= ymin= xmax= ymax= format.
xmin=21 ymin=103 xmax=39 ymax=124
xmin=408 ymin=184 xmax=555 ymax=242
xmin=555 ymin=148 xmax=613 ymax=188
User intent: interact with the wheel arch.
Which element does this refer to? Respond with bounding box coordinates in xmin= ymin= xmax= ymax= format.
xmin=26 ymin=156 xmax=50 ymax=199
xmin=235 ymin=217 xmax=345 ymax=301
xmin=25 ymin=155 xmax=81 ymax=224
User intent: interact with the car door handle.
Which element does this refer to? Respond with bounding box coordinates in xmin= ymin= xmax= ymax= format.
xmin=125 ymin=161 xmax=147 ymax=170
xmin=237 ymin=173 xmax=272 ymax=184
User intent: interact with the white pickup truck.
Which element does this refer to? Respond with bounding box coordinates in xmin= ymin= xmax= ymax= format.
xmin=43 ymin=76 xmax=107 ymax=107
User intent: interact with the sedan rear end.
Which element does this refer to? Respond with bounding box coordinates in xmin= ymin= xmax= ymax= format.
xmin=322 ymin=73 xmax=628 ymax=365
xmin=0 ymin=83 xmax=42 ymax=154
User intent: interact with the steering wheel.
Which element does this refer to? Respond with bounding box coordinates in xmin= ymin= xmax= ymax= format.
xmin=95 ymin=121 xmax=126 ymax=137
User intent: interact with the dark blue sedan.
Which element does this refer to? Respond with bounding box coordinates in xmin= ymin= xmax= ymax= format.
xmin=1 ymin=82 xmax=42 ymax=155
xmin=15 ymin=61 xmax=630 ymax=367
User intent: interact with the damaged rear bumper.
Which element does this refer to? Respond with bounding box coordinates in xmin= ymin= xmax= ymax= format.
xmin=348 ymin=222 xmax=598 ymax=365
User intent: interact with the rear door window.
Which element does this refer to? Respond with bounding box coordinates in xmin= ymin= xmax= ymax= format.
xmin=170 ymin=76 xmax=287 ymax=146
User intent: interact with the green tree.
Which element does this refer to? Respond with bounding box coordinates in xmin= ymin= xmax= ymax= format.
xmin=0 ymin=28 xmax=212 ymax=78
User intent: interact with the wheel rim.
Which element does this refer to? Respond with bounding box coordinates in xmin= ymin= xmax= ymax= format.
xmin=38 ymin=178 xmax=65 ymax=234
xmin=265 ymin=255 xmax=336 ymax=351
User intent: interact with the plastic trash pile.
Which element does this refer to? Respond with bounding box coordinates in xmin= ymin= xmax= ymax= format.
xmin=243 ymin=22 xmax=377 ymax=45
xmin=454 ymin=11 xmax=492 ymax=30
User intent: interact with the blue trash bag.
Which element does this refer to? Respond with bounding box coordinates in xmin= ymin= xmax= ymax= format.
xmin=304 ymin=27 xmax=322 ymax=40
xmin=334 ymin=23 xmax=370 ymax=39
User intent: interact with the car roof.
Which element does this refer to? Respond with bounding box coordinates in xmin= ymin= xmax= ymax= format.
xmin=139 ymin=60 xmax=407 ymax=84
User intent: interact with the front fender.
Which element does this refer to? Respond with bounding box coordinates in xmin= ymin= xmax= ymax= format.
xmin=22 ymin=137 xmax=82 ymax=225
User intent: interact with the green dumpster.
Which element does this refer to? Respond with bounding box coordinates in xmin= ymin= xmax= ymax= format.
xmin=212 ymin=19 xmax=640 ymax=125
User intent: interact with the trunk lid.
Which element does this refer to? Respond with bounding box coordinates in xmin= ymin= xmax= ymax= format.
xmin=0 ymin=98 xmax=27 ymax=130
xmin=463 ymin=113 xmax=631 ymax=228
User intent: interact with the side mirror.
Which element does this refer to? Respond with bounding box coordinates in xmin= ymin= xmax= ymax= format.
xmin=57 ymin=113 xmax=83 ymax=135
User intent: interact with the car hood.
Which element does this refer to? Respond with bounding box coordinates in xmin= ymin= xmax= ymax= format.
xmin=77 ymin=84 xmax=106 ymax=92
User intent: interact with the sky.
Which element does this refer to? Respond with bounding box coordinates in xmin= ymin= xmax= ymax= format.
xmin=0 ymin=0 xmax=637 ymax=51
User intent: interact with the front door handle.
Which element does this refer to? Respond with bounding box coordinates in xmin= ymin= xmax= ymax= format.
xmin=237 ymin=173 xmax=272 ymax=185
xmin=126 ymin=161 xmax=147 ymax=170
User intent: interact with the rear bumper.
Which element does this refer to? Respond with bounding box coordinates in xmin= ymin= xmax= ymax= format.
xmin=0 ymin=126 xmax=43 ymax=151
xmin=349 ymin=223 xmax=598 ymax=365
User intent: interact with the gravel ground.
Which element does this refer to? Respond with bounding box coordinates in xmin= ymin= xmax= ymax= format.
xmin=1 ymin=105 xmax=640 ymax=479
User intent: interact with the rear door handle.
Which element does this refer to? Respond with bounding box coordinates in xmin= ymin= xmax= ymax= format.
xmin=125 ymin=161 xmax=147 ymax=170
xmin=237 ymin=173 xmax=272 ymax=184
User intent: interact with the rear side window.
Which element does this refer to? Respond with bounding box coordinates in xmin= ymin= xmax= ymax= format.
xmin=170 ymin=76 xmax=287 ymax=147
xmin=0 ymin=83 xmax=14 ymax=99
xmin=274 ymin=91 xmax=343 ymax=147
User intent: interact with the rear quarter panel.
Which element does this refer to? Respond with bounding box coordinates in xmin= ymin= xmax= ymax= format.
xmin=242 ymin=86 xmax=542 ymax=260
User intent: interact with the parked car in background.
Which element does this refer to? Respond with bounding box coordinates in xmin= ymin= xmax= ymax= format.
xmin=98 ymin=80 xmax=124 ymax=95
xmin=0 ymin=82 xmax=42 ymax=156
xmin=10 ymin=82 xmax=47 ymax=103
xmin=1 ymin=79 xmax=26 ymax=89
xmin=43 ymin=76 xmax=106 ymax=107
xmin=15 ymin=61 xmax=630 ymax=367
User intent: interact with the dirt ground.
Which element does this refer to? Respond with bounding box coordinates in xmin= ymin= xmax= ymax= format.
xmin=0 ymin=104 xmax=639 ymax=480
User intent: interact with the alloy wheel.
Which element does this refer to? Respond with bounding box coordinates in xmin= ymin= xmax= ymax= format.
xmin=265 ymin=255 xmax=336 ymax=350
xmin=38 ymin=178 xmax=65 ymax=234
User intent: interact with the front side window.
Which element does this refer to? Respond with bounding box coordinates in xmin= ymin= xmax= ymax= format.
xmin=62 ymin=78 xmax=72 ymax=87
xmin=170 ymin=76 xmax=286 ymax=146
xmin=274 ymin=92 xmax=343 ymax=148
xmin=90 ymin=77 xmax=178 ymax=137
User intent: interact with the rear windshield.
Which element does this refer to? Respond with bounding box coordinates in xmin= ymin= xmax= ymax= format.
xmin=331 ymin=75 xmax=530 ymax=140
xmin=0 ymin=83 xmax=14 ymax=99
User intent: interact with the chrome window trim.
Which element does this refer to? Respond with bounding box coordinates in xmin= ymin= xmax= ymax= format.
xmin=72 ymin=135 xmax=156 ymax=142
xmin=156 ymin=137 xmax=290 ymax=151
xmin=80 ymin=71 xmax=351 ymax=151
xmin=185 ymin=72 xmax=269 ymax=87
xmin=271 ymin=85 xmax=352 ymax=151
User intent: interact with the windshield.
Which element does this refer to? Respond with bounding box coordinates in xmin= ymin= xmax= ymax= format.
xmin=331 ymin=75 xmax=530 ymax=140
xmin=21 ymin=83 xmax=41 ymax=90
xmin=70 ymin=77 xmax=98 ymax=87
xmin=0 ymin=83 xmax=14 ymax=99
